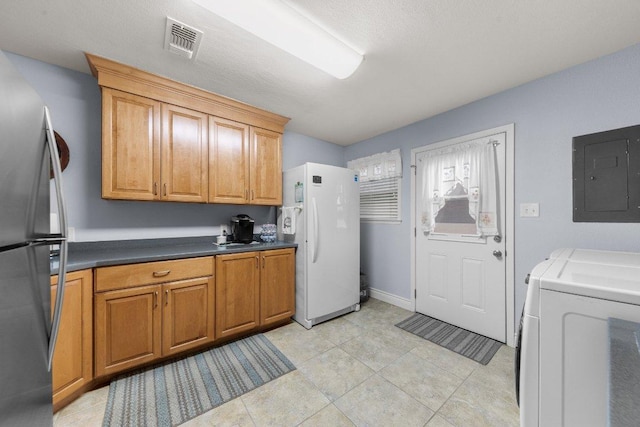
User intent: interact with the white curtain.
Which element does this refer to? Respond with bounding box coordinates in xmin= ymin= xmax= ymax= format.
xmin=347 ymin=149 xmax=402 ymax=182
xmin=420 ymin=138 xmax=499 ymax=237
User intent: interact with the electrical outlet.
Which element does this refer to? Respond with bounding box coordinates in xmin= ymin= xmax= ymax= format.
xmin=219 ymin=224 xmax=228 ymax=234
xmin=68 ymin=227 xmax=76 ymax=241
xmin=520 ymin=203 xmax=539 ymax=217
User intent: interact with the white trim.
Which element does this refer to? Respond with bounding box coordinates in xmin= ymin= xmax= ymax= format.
xmin=410 ymin=123 xmax=516 ymax=347
xmin=369 ymin=288 xmax=414 ymax=311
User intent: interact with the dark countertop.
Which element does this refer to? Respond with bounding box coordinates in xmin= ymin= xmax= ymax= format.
xmin=50 ymin=236 xmax=297 ymax=275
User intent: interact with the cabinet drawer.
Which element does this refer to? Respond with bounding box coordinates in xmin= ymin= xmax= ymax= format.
xmin=95 ymin=256 xmax=214 ymax=292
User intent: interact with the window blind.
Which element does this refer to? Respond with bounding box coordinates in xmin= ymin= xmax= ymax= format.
xmin=359 ymin=177 xmax=401 ymax=222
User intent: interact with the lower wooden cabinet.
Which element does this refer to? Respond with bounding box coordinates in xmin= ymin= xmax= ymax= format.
xmin=162 ymin=277 xmax=215 ymax=356
xmin=260 ymin=248 xmax=295 ymax=326
xmin=51 ymin=269 xmax=93 ymax=410
xmin=93 ymin=249 xmax=294 ymax=378
xmin=215 ymin=252 xmax=260 ymax=339
xmin=94 ymin=284 xmax=162 ymax=377
xmin=216 ymin=248 xmax=296 ymax=339
xmin=94 ymin=257 xmax=215 ymax=377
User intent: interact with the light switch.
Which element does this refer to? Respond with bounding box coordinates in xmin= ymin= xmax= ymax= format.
xmin=520 ymin=203 xmax=539 ymax=217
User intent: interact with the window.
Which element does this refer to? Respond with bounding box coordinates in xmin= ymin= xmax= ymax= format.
xmin=348 ymin=149 xmax=402 ymax=223
xmin=359 ymin=177 xmax=401 ymax=222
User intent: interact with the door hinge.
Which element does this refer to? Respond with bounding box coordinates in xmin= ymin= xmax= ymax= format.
xmin=414 ymin=227 xmax=416 ymax=237
xmin=411 ymin=165 xmax=417 ymax=175
xmin=414 ymin=289 xmax=417 ymax=298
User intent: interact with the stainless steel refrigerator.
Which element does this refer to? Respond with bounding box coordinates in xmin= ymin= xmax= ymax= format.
xmin=278 ymin=163 xmax=360 ymax=329
xmin=0 ymin=50 xmax=68 ymax=426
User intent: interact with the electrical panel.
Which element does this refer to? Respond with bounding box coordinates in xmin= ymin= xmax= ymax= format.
xmin=573 ymin=125 xmax=640 ymax=222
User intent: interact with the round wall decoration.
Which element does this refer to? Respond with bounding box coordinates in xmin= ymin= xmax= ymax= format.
xmin=50 ymin=131 xmax=70 ymax=179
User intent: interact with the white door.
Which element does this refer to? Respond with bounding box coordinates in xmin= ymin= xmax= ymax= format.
xmin=414 ymin=131 xmax=507 ymax=342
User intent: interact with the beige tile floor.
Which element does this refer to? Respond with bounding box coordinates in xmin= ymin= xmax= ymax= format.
xmin=53 ymin=298 xmax=520 ymax=427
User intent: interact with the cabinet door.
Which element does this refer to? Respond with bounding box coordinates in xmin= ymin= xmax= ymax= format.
xmin=260 ymin=249 xmax=295 ymax=326
xmin=215 ymin=252 xmax=260 ymax=338
xmin=51 ymin=270 xmax=93 ymax=409
xmin=162 ymin=277 xmax=215 ymax=356
xmin=102 ymin=88 xmax=161 ymax=200
xmin=209 ymin=117 xmax=250 ymax=204
xmin=161 ymin=104 xmax=209 ymax=203
xmin=250 ymin=127 xmax=282 ymax=205
xmin=95 ymin=285 xmax=162 ymax=377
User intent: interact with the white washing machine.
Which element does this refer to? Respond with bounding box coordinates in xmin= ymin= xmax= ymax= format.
xmin=517 ymin=249 xmax=640 ymax=427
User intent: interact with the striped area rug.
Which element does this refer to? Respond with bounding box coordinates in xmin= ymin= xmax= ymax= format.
xmin=396 ymin=313 xmax=502 ymax=365
xmin=102 ymin=334 xmax=295 ymax=427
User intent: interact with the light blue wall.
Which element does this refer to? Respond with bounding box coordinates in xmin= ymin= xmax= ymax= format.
xmin=6 ymin=52 xmax=344 ymax=241
xmin=345 ymin=43 xmax=640 ymax=328
xmin=283 ymin=131 xmax=344 ymax=169
xmin=9 ymin=43 xmax=640 ymax=331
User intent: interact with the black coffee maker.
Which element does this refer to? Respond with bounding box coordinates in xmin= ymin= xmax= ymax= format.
xmin=231 ymin=214 xmax=255 ymax=243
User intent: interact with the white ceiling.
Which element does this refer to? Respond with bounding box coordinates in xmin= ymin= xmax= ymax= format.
xmin=3 ymin=1 xmax=640 ymax=145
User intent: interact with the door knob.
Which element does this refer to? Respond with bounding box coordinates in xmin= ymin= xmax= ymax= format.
xmin=493 ymin=250 xmax=503 ymax=259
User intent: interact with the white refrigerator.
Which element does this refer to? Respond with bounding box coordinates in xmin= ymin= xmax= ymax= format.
xmin=278 ymin=163 xmax=360 ymax=329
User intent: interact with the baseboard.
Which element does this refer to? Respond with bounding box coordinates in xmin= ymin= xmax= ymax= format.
xmin=369 ymin=288 xmax=413 ymax=312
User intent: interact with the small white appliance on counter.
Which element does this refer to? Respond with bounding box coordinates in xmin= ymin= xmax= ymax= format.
xmin=278 ymin=163 xmax=360 ymax=329
xmin=517 ymin=248 xmax=640 ymax=427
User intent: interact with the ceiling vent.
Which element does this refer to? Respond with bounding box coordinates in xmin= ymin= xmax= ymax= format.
xmin=164 ymin=17 xmax=203 ymax=60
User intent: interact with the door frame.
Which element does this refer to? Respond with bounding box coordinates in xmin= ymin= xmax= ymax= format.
xmin=410 ymin=123 xmax=516 ymax=346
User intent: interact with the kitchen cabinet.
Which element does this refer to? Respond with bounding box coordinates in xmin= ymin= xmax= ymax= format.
xmin=162 ymin=277 xmax=214 ymax=356
xmin=209 ymin=118 xmax=282 ymax=205
xmin=161 ymin=104 xmax=208 ymax=203
xmin=101 ymin=88 xmax=160 ymax=201
xmin=260 ymin=248 xmax=295 ymax=326
xmin=51 ymin=269 xmax=93 ymax=411
xmin=94 ymin=257 xmax=215 ymax=377
xmin=101 ymin=88 xmax=208 ymax=202
xmin=250 ymin=127 xmax=283 ymax=205
xmin=94 ymin=284 xmax=161 ymax=377
xmin=216 ymin=248 xmax=295 ymax=338
xmin=87 ymin=54 xmax=289 ymax=206
xmin=209 ymin=117 xmax=250 ymax=204
xmin=215 ymin=252 xmax=260 ymax=338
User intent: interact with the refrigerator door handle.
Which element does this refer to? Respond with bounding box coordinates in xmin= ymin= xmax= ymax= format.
xmin=311 ymin=197 xmax=319 ymax=263
xmin=45 ymin=106 xmax=68 ymax=240
xmin=44 ymin=106 xmax=69 ymax=371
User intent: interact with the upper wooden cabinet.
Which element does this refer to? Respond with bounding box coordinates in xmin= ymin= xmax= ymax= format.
xmin=209 ymin=118 xmax=283 ymax=205
xmin=87 ymin=53 xmax=289 ymax=205
xmin=250 ymin=127 xmax=283 ymax=205
xmin=209 ymin=117 xmax=250 ymax=204
xmin=161 ymin=104 xmax=208 ymax=202
xmin=102 ymin=89 xmax=160 ymax=201
xmin=101 ymin=89 xmax=208 ymax=202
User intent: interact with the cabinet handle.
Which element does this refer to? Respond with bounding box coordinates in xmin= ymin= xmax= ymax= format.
xmin=165 ymin=289 xmax=169 ymax=306
xmin=153 ymin=270 xmax=171 ymax=277
xmin=255 ymin=256 xmax=259 ymax=269
xmin=163 ymin=183 xmax=167 ymax=196
xmin=251 ymin=190 xmax=254 ymax=200
xmin=154 ymin=182 xmax=158 ymax=196
xmin=154 ymin=291 xmax=158 ymax=308
xmin=245 ymin=189 xmax=249 ymax=200
xmin=262 ymin=257 xmax=265 ymax=269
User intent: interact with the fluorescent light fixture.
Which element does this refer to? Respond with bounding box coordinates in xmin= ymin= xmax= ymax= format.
xmin=192 ymin=0 xmax=364 ymax=79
